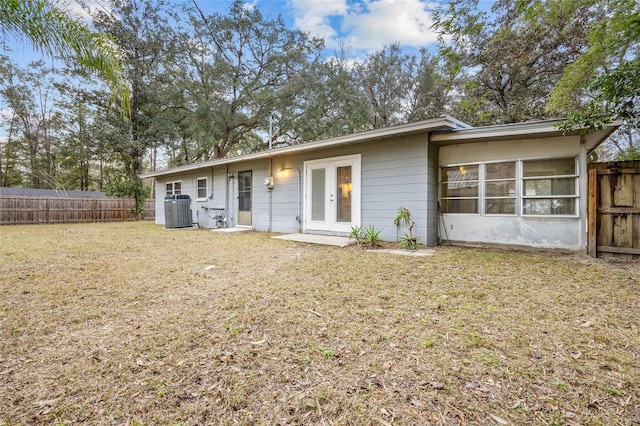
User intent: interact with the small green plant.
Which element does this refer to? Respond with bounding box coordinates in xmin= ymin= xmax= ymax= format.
xmin=394 ymin=206 xmax=417 ymax=250
xmin=361 ymin=225 xmax=382 ymax=247
xmin=316 ymin=344 xmax=338 ymax=359
xmin=399 ymin=234 xmax=418 ymax=250
xmin=349 ymin=225 xmax=362 ymax=244
xmin=349 ymin=224 xmax=383 ymax=248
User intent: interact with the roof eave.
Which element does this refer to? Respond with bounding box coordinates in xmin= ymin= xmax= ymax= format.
xmin=431 ymin=119 xmax=621 ymax=151
xmin=431 ymin=119 xmax=567 ymax=144
xmin=583 ymin=121 xmax=622 ymax=153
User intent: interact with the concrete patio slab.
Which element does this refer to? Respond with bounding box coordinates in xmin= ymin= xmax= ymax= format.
xmin=211 ymin=227 xmax=254 ymax=233
xmin=368 ymin=248 xmax=436 ymax=256
xmin=273 ymin=233 xmax=351 ymax=247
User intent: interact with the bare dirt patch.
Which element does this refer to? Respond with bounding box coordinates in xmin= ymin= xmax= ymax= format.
xmin=1 ymin=222 xmax=638 ymax=425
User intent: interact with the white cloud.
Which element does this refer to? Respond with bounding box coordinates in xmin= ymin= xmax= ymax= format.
xmin=52 ymin=0 xmax=114 ymax=23
xmin=289 ymin=0 xmax=348 ymax=46
xmin=52 ymin=0 xmax=94 ymax=20
xmin=0 ymin=108 xmax=12 ymax=142
xmin=0 ymin=108 xmax=13 ymax=121
xmin=289 ymin=0 xmax=439 ymax=51
xmin=242 ymin=1 xmax=259 ymax=12
xmin=344 ymin=0 xmax=440 ymax=50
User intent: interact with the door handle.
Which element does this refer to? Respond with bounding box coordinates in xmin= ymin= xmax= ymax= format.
xmin=329 ymin=194 xmax=334 ymax=202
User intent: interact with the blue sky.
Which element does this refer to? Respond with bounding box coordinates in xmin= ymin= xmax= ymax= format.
xmin=4 ymin=0 xmax=496 ymax=66
xmin=194 ymin=0 xmax=495 ymax=54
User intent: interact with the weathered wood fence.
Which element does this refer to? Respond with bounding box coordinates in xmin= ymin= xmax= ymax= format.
xmin=0 ymin=196 xmax=155 ymax=225
xmin=588 ymin=160 xmax=640 ymax=259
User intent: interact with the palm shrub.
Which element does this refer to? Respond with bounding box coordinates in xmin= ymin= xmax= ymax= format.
xmin=349 ymin=225 xmax=383 ymax=249
xmin=394 ymin=206 xmax=417 ymax=250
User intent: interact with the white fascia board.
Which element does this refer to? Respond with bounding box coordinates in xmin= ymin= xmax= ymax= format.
xmin=431 ymin=119 xmax=621 ymax=153
xmin=582 ymin=123 xmax=621 ymax=152
xmin=140 ymin=116 xmax=465 ymax=179
xmin=431 ymin=120 xmax=568 ymax=143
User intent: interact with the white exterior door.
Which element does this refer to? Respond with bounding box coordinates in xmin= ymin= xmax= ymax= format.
xmin=238 ymin=170 xmax=252 ymax=226
xmin=304 ymin=154 xmax=361 ymax=233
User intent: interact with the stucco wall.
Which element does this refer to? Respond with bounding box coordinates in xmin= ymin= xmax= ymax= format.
xmin=438 ymin=135 xmax=585 ymax=250
xmin=439 ymin=135 xmax=580 ymax=164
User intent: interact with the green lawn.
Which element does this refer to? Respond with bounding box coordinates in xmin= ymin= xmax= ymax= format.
xmin=1 ymin=222 xmax=638 ymax=425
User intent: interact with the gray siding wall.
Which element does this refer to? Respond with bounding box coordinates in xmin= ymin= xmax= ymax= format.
xmin=426 ymin=138 xmax=439 ymax=245
xmin=270 ymin=134 xmax=430 ymax=242
xmin=152 ymin=133 xmax=433 ymax=243
xmin=271 ymin=157 xmax=304 ymax=234
xmin=359 ymin=134 xmax=429 ymax=243
xmin=154 ymin=168 xmax=226 ymax=228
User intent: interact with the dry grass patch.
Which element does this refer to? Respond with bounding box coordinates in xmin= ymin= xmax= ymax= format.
xmin=1 ymin=222 xmax=638 ymax=425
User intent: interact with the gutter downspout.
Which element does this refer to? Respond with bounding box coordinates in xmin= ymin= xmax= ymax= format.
xmin=579 ymin=137 xmax=588 ymax=252
xmin=426 ymin=132 xmax=431 ymax=245
xmin=225 ymin=164 xmax=229 ymax=228
xmin=294 ymin=167 xmax=302 ymax=233
xmin=210 ymin=166 xmax=215 ymax=226
xmin=268 ymin=158 xmax=273 ymax=233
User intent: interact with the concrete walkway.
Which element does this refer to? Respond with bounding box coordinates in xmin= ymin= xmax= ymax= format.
xmin=273 ymin=233 xmax=437 ymax=256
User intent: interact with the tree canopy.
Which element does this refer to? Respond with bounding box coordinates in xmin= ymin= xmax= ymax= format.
xmin=0 ymin=0 xmax=130 ymax=114
xmin=433 ymin=0 xmax=639 ymax=158
xmin=550 ymin=0 xmax=640 ymax=137
xmin=1 ymin=0 xmax=638 ymax=193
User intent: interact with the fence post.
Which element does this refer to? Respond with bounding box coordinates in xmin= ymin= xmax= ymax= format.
xmin=587 ymin=168 xmax=597 ymax=257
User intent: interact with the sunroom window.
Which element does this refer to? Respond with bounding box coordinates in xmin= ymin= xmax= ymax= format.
xmin=441 ymin=157 xmax=578 ymax=217
xmin=485 ymin=162 xmax=516 ymax=214
xmin=522 ymin=158 xmax=577 ymax=216
xmin=440 ymin=165 xmax=479 ymax=213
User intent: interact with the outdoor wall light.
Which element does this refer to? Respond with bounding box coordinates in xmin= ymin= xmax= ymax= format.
xmin=279 ymin=167 xmax=293 ymax=177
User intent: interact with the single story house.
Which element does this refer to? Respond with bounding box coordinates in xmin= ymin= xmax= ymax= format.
xmin=140 ymin=116 xmax=618 ymax=251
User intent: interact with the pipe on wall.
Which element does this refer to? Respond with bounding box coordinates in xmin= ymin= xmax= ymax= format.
xmin=268 ymin=158 xmax=273 ymax=232
xmin=225 ymin=164 xmax=232 ymax=227
xmin=281 ymin=166 xmax=302 ymax=233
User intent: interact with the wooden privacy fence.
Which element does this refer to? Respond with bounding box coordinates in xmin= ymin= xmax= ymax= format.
xmin=588 ymin=160 xmax=640 ymax=259
xmin=0 ymin=196 xmax=155 ymax=225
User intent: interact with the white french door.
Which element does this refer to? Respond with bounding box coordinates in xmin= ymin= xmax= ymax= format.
xmin=304 ymin=154 xmax=361 ymax=233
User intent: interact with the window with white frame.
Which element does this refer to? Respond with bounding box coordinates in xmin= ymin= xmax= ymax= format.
xmin=485 ymin=161 xmax=516 ymax=214
xmin=522 ymin=158 xmax=577 ymax=216
xmin=196 ymin=177 xmax=208 ymax=201
xmin=440 ymin=164 xmax=479 ymax=213
xmin=441 ymin=157 xmax=578 ymax=216
xmin=166 ymin=181 xmax=181 ymax=196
